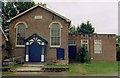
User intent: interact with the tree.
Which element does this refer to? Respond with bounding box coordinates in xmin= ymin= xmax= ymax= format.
xmin=14 ymin=2 xmax=35 ymax=14
xmin=76 ymin=26 xmax=80 ymax=35
xmin=79 ymin=21 xmax=94 ymax=34
xmin=2 ymin=2 xmax=35 ymax=58
xmin=116 ymin=36 xmax=120 ymax=61
xmin=116 ymin=47 xmax=120 ymax=61
xmin=116 ymin=36 xmax=120 ymax=46
xmin=69 ymin=21 xmax=95 ymax=35
xmin=2 ymin=2 xmax=35 ymax=35
xmin=5 ymin=40 xmax=12 ymax=58
xmin=76 ymin=46 xmax=90 ymax=63
xmin=69 ymin=25 xmax=77 ymax=35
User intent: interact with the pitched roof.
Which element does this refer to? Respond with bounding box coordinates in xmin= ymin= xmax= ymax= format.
xmin=7 ymin=4 xmax=71 ymax=23
xmin=0 ymin=26 xmax=8 ymax=41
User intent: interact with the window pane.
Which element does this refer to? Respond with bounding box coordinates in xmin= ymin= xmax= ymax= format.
xmin=94 ymin=40 xmax=102 ymax=54
xmin=81 ymin=40 xmax=88 ymax=51
xmin=68 ymin=40 xmax=76 ymax=45
xmin=17 ymin=23 xmax=26 ymax=45
xmin=51 ymin=23 xmax=60 ymax=46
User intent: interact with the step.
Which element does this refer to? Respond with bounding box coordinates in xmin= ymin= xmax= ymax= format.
xmin=14 ymin=72 xmax=42 ymax=75
xmin=14 ymin=72 xmax=65 ymax=76
xmin=15 ymin=67 xmax=43 ymax=72
xmin=22 ymin=64 xmax=44 ymax=67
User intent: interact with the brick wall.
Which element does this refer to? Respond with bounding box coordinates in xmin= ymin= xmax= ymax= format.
xmin=69 ymin=34 xmax=116 ymax=62
xmin=9 ymin=7 xmax=69 ymax=64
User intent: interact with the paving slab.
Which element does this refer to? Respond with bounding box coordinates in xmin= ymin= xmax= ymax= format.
xmin=15 ymin=67 xmax=42 ymax=72
xmin=23 ymin=64 xmax=44 ymax=67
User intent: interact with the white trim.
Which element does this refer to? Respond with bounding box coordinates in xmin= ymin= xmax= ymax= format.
xmin=49 ymin=21 xmax=62 ymax=47
xmin=7 ymin=4 xmax=71 ymax=23
xmin=49 ymin=21 xmax=63 ymax=28
xmin=26 ymin=42 xmax=29 ymax=45
xmin=16 ymin=45 xmax=25 ymax=47
xmin=50 ymin=45 xmax=61 ymax=48
xmin=41 ymin=55 xmax=44 ymax=62
xmin=0 ymin=26 xmax=8 ymax=41
xmin=25 ymin=55 xmax=29 ymax=62
xmin=14 ymin=21 xmax=28 ymax=28
xmin=34 ymin=16 xmax=43 ymax=20
xmin=68 ymin=44 xmax=76 ymax=46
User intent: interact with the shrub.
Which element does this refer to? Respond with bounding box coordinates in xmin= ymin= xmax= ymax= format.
xmin=5 ymin=40 xmax=12 ymax=58
xmin=116 ymin=47 xmax=120 ymax=61
xmin=76 ymin=47 xmax=91 ymax=63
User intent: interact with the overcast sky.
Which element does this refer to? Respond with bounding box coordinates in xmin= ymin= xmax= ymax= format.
xmin=34 ymin=0 xmax=118 ymax=34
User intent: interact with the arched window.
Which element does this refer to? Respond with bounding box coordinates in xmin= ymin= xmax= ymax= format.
xmin=50 ymin=23 xmax=61 ymax=47
xmin=16 ymin=23 xmax=26 ymax=45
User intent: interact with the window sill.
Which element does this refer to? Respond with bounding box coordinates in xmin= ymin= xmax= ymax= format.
xmin=94 ymin=53 xmax=102 ymax=54
xmin=16 ymin=45 xmax=25 ymax=47
xmin=68 ymin=44 xmax=76 ymax=46
xmin=50 ymin=45 xmax=61 ymax=48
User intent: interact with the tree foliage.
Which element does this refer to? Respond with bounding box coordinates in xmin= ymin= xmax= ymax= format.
xmin=79 ymin=21 xmax=94 ymax=34
xmin=2 ymin=2 xmax=35 ymax=58
xmin=116 ymin=46 xmax=120 ymax=60
xmin=116 ymin=36 xmax=120 ymax=45
xmin=76 ymin=46 xmax=90 ymax=63
xmin=5 ymin=40 xmax=12 ymax=58
xmin=116 ymin=36 xmax=120 ymax=61
xmin=2 ymin=2 xmax=35 ymax=35
xmin=69 ymin=21 xmax=95 ymax=35
xmin=69 ymin=26 xmax=77 ymax=35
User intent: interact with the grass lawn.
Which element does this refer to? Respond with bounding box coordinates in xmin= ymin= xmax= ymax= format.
xmin=1 ymin=62 xmax=118 ymax=76
xmin=2 ymin=64 xmax=22 ymax=70
xmin=1 ymin=64 xmax=22 ymax=76
xmin=44 ymin=64 xmax=68 ymax=68
xmin=45 ymin=61 xmax=118 ymax=76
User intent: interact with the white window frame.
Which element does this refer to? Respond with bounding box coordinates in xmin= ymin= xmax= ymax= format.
xmin=94 ymin=40 xmax=102 ymax=54
xmin=81 ymin=39 xmax=89 ymax=52
xmin=15 ymin=22 xmax=28 ymax=47
xmin=49 ymin=21 xmax=62 ymax=47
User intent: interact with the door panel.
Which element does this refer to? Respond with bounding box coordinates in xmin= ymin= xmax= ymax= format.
xmin=68 ymin=46 xmax=76 ymax=60
xmin=29 ymin=42 xmax=42 ymax=62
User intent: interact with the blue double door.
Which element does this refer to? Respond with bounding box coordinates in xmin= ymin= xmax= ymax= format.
xmin=29 ymin=41 xmax=43 ymax=62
